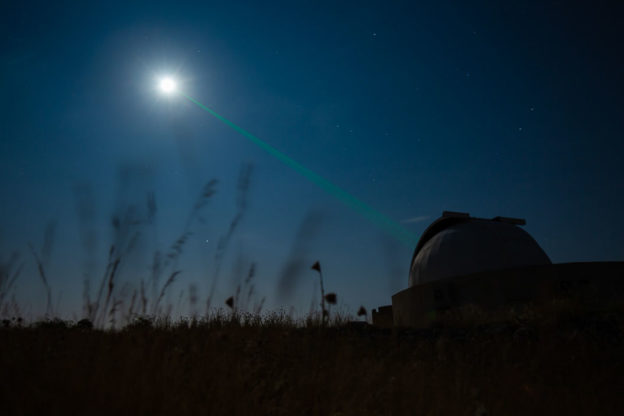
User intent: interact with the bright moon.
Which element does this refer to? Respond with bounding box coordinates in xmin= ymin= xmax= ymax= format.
xmin=158 ymin=77 xmax=177 ymax=94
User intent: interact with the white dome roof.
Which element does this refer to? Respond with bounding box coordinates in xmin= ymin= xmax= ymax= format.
xmin=409 ymin=213 xmax=551 ymax=286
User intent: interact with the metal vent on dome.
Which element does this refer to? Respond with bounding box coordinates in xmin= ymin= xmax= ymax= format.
xmin=442 ymin=211 xmax=470 ymax=218
xmin=492 ymin=216 xmax=526 ymax=226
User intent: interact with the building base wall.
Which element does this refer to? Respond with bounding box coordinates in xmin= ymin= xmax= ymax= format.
xmin=391 ymin=262 xmax=624 ymax=328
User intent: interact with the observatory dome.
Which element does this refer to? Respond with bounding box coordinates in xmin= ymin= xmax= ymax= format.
xmin=409 ymin=212 xmax=551 ymax=286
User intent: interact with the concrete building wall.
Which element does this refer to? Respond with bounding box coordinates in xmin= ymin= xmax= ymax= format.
xmin=392 ymin=262 xmax=624 ymax=328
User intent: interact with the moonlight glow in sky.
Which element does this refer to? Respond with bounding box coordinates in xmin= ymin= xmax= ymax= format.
xmin=158 ymin=76 xmax=177 ymax=94
xmin=1 ymin=1 xmax=623 ymax=319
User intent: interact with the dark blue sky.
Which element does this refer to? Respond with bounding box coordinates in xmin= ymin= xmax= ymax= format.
xmin=1 ymin=1 xmax=623 ymax=318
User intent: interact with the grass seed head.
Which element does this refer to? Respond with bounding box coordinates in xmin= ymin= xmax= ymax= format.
xmin=324 ymin=293 xmax=337 ymax=305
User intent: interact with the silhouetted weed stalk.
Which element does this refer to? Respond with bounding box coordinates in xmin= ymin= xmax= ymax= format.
xmin=0 ymin=252 xmax=23 ymax=318
xmin=309 ymin=261 xmax=338 ymax=326
xmin=25 ymin=220 xmax=57 ymax=317
xmin=207 ymin=164 xmax=253 ymax=312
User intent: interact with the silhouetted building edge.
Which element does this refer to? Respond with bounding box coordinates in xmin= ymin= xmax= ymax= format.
xmin=372 ymin=211 xmax=624 ymax=328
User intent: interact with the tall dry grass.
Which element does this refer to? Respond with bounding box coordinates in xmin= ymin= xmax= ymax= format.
xmin=1 ymin=309 xmax=623 ymax=416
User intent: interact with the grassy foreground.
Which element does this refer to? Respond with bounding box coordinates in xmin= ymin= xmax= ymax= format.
xmin=1 ymin=311 xmax=623 ymax=416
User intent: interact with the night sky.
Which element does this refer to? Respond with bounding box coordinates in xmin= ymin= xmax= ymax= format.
xmin=1 ymin=1 xmax=623 ymax=319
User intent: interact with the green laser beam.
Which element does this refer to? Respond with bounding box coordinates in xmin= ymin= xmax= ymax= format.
xmin=183 ymin=93 xmax=419 ymax=248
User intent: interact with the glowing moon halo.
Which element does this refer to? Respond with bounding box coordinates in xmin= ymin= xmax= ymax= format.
xmin=158 ymin=77 xmax=177 ymax=94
